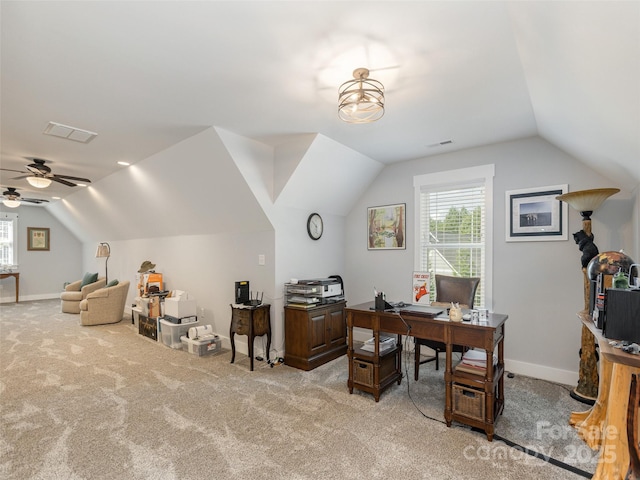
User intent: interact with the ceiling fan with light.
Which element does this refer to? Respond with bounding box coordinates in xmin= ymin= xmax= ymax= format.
xmin=0 ymin=158 xmax=92 ymax=188
xmin=1 ymin=187 xmax=49 ymax=208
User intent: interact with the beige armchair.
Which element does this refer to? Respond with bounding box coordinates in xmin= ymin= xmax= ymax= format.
xmin=60 ymin=276 xmax=107 ymax=313
xmin=79 ymin=280 xmax=130 ymax=326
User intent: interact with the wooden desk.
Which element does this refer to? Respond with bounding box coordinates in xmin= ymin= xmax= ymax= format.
xmin=570 ymin=312 xmax=640 ymax=479
xmin=230 ymin=304 xmax=271 ymax=371
xmin=0 ymin=272 xmax=19 ymax=303
xmin=345 ymin=302 xmax=507 ymax=440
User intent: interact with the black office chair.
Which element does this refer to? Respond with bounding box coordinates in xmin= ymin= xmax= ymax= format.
xmin=414 ymin=274 xmax=480 ymax=380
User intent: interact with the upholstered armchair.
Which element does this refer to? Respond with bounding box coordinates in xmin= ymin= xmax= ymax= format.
xmin=79 ymin=280 xmax=130 ymax=326
xmin=60 ymin=274 xmax=107 ymax=314
xmin=414 ymin=274 xmax=480 ymax=380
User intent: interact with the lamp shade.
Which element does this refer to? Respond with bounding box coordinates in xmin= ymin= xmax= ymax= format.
xmin=338 ymin=68 xmax=385 ymax=124
xmin=95 ymin=243 xmax=111 ymax=258
xmin=556 ymin=188 xmax=620 ymax=215
xmin=26 ymin=176 xmax=52 ymax=188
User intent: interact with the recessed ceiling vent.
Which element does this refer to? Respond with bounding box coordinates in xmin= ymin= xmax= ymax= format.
xmin=43 ymin=121 xmax=97 ymax=143
xmin=427 ymin=139 xmax=454 ymax=148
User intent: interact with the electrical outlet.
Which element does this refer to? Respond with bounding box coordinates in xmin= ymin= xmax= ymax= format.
xmin=258 ymin=254 xmax=265 ymax=266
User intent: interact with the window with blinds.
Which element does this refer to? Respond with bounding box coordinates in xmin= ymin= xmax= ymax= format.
xmin=0 ymin=213 xmax=18 ymax=266
xmin=414 ymin=165 xmax=494 ymax=309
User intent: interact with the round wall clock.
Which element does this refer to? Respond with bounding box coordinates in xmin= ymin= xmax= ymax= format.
xmin=307 ymin=213 xmax=323 ymax=240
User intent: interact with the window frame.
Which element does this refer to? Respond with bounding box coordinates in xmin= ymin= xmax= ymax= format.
xmin=413 ymin=164 xmax=495 ymax=310
xmin=0 ymin=212 xmax=19 ymax=267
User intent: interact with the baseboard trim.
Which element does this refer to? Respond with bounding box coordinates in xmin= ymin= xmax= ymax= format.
xmin=505 ymin=358 xmax=578 ymax=386
xmin=0 ymin=293 xmax=59 ymax=303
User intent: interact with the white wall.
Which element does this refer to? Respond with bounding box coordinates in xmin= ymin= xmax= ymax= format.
xmin=36 ymin=129 xmax=638 ymax=381
xmin=81 ymin=231 xmax=275 ymax=353
xmin=345 ymin=137 xmax=635 ymax=385
xmin=47 ymin=126 xmax=358 ymax=360
xmin=0 ymin=204 xmax=82 ymax=302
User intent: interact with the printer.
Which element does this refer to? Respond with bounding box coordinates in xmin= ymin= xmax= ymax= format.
xmin=298 ymin=278 xmax=343 ymax=300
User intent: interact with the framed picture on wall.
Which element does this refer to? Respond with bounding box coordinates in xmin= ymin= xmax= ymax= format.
xmin=367 ymin=203 xmax=406 ymax=250
xmin=505 ymin=185 xmax=568 ymax=242
xmin=27 ymin=227 xmax=50 ymax=251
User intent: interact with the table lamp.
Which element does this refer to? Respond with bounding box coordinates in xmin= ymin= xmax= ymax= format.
xmin=95 ymin=242 xmax=111 ymax=284
xmin=556 ymin=188 xmax=619 ymax=404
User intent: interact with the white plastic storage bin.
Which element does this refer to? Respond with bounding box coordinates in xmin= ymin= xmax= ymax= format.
xmin=181 ymin=334 xmax=222 ymax=356
xmin=159 ymin=318 xmax=200 ymax=349
xmin=131 ymin=307 xmax=142 ymax=329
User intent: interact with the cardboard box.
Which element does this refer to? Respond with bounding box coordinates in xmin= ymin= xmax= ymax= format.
xmin=164 ymin=299 xmax=196 ymax=318
xmin=148 ymin=296 xmax=161 ymax=318
xmin=137 ymin=273 xmax=163 ymax=296
xmin=181 ymin=335 xmax=222 ymax=356
xmin=164 ymin=291 xmax=197 ymax=318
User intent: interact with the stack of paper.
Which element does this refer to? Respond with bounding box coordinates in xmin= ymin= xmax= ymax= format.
xmin=361 ymin=335 xmax=396 ymax=353
xmin=455 ymin=349 xmax=497 ymax=376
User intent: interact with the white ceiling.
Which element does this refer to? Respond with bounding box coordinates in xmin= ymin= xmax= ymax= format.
xmin=1 ymin=1 xmax=638 ymax=203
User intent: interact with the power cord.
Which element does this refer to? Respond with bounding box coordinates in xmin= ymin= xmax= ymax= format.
xmin=396 ymin=316 xmax=592 ymax=478
xmin=397 ymin=312 xmax=448 ymax=425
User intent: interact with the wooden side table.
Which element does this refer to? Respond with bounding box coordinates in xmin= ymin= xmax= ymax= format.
xmin=0 ymin=272 xmax=19 ymax=303
xmin=229 ymin=304 xmax=271 ymax=371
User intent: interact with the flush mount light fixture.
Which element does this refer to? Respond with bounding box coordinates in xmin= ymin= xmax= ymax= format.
xmin=43 ymin=121 xmax=98 ymax=143
xmin=338 ymin=68 xmax=385 ymax=124
xmin=26 ymin=176 xmax=52 ymax=188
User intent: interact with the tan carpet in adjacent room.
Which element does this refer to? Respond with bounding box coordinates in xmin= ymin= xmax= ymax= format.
xmin=1 ymin=299 xmax=596 ymax=479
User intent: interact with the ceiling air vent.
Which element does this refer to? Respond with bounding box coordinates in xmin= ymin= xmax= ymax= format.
xmin=427 ymin=139 xmax=454 ymax=148
xmin=43 ymin=121 xmax=97 ymax=143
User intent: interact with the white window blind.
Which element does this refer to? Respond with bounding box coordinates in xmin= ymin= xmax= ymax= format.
xmin=414 ymin=165 xmax=494 ymax=309
xmin=0 ymin=212 xmax=19 ymax=266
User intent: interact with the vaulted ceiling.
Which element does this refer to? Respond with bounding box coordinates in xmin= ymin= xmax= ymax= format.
xmin=1 ymin=1 xmax=638 ymax=204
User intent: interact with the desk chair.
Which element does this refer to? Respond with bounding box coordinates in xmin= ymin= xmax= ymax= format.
xmin=414 ymin=274 xmax=480 ymax=380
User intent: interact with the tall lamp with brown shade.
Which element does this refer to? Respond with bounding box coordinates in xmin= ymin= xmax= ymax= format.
xmin=556 ymin=188 xmax=620 ymax=404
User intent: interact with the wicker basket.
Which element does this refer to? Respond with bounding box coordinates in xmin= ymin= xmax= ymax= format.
xmin=453 ymin=384 xmax=485 ymax=421
xmin=353 ymin=360 xmax=374 ymax=387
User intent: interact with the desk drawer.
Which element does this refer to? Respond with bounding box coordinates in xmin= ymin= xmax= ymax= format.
xmin=450 ymin=326 xmax=493 ymax=349
xmin=409 ymin=321 xmax=445 ymax=342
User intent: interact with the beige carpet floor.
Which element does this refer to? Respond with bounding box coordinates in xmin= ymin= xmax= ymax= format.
xmin=1 ymin=299 xmax=597 ymax=479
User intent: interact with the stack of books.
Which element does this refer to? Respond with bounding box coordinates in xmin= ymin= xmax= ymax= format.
xmin=361 ymin=335 xmax=396 ymax=353
xmin=455 ymin=349 xmax=497 ymax=376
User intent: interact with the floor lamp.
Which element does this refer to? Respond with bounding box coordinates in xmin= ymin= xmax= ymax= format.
xmin=95 ymin=242 xmax=111 ymax=284
xmin=556 ymin=188 xmax=619 ymax=404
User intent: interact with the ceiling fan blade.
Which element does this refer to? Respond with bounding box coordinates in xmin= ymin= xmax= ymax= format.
xmin=0 ymin=168 xmax=29 ymax=174
xmin=26 ymin=165 xmax=51 ymax=175
xmin=21 ymin=198 xmax=49 ymax=204
xmin=52 ymin=174 xmax=91 ymax=183
xmin=50 ymin=177 xmax=78 ymax=187
xmin=11 ymin=175 xmax=30 ymax=180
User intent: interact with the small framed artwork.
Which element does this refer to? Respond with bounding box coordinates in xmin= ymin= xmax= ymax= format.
xmin=367 ymin=203 xmax=406 ymax=250
xmin=27 ymin=227 xmax=50 ymax=251
xmin=505 ymin=185 xmax=568 ymax=242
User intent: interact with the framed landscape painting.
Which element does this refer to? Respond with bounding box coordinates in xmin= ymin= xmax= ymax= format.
xmin=505 ymin=185 xmax=568 ymax=242
xmin=367 ymin=203 xmax=406 ymax=250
